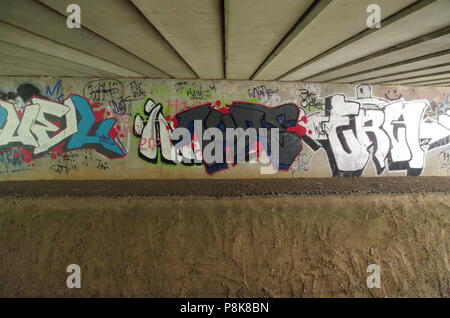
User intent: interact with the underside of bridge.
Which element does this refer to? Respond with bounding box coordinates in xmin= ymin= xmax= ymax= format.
xmin=0 ymin=0 xmax=449 ymax=86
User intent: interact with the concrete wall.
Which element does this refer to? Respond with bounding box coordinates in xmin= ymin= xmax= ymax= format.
xmin=0 ymin=77 xmax=449 ymax=180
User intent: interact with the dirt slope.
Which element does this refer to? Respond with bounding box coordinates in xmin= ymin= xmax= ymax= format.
xmin=0 ymin=193 xmax=448 ymax=297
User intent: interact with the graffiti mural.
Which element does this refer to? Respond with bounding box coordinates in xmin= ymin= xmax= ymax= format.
xmin=83 ymin=79 xmax=125 ymax=102
xmin=134 ymin=84 xmax=450 ymax=177
xmin=248 ymin=85 xmax=279 ymax=101
xmin=0 ymin=83 xmax=43 ymax=107
xmin=1 ymin=78 xmax=449 ymax=179
xmin=0 ymin=93 xmax=126 ymax=165
xmin=175 ymin=81 xmax=216 ymax=101
xmin=45 ymin=80 xmax=65 ymax=102
xmin=304 ymin=85 xmax=450 ymax=176
xmin=134 ymin=98 xmax=308 ymax=174
xmin=0 ymin=146 xmax=30 ymax=173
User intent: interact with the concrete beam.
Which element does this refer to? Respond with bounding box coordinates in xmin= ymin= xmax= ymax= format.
xmin=383 ymin=72 xmax=450 ymax=85
xmin=368 ymin=65 xmax=450 ymax=84
xmin=0 ymin=63 xmax=43 ymax=76
xmin=0 ymin=40 xmax=116 ymax=77
xmin=0 ymin=21 xmax=141 ymax=77
xmin=308 ymin=28 xmax=450 ymax=83
xmin=39 ymin=0 xmax=196 ymax=79
xmin=0 ymin=0 xmax=165 ymax=77
xmin=131 ymin=0 xmax=224 ymax=79
xmin=251 ymin=0 xmax=332 ymax=80
xmin=281 ymin=0 xmax=449 ymax=81
xmin=225 ymin=0 xmax=314 ymax=79
xmin=0 ymin=51 xmax=91 ymax=76
xmin=254 ymin=0 xmax=417 ymax=80
xmin=331 ymin=50 xmax=450 ymax=83
xmin=396 ymin=75 xmax=450 ymax=85
xmin=423 ymin=81 xmax=450 ymax=86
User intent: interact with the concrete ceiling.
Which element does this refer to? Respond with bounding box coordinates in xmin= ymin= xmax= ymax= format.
xmin=0 ymin=0 xmax=448 ymax=86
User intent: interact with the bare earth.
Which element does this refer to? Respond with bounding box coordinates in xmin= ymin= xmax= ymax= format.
xmin=0 ymin=187 xmax=448 ymax=297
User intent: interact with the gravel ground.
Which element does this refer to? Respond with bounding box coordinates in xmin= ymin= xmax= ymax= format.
xmin=0 ymin=176 xmax=449 ymax=197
